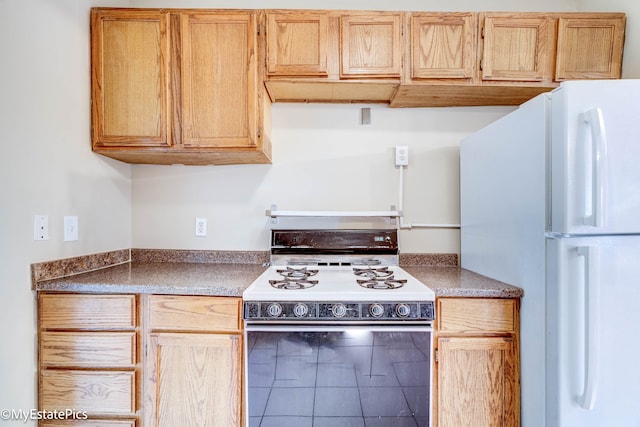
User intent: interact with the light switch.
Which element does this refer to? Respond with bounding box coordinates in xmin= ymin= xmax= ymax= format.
xmin=64 ymin=216 xmax=78 ymax=241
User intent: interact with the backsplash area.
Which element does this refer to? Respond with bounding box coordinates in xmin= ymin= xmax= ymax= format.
xmin=131 ymin=103 xmax=512 ymax=254
xmin=31 ymin=249 xmax=458 ymax=287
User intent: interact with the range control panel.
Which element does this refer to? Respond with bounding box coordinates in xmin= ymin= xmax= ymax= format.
xmin=243 ymin=301 xmax=435 ymax=322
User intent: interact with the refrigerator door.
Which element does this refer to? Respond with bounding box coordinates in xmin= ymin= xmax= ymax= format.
xmin=546 ymin=235 xmax=640 ymax=427
xmin=461 ymin=94 xmax=548 ymax=427
xmin=551 ymin=80 xmax=640 ymax=235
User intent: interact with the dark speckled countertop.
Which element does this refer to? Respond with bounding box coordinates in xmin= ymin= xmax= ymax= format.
xmin=35 ymin=262 xmax=267 ymax=296
xmin=32 ymin=249 xmax=522 ymax=298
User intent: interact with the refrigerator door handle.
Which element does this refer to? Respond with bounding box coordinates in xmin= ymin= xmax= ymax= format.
xmin=582 ymin=108 xmax=608 ymax=228
xmin=576 ymin=245 xmax=600 ymax=410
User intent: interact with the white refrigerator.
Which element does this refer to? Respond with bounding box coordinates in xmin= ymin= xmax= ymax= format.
xmin=460 ymin=80 xmax=640 ymax=427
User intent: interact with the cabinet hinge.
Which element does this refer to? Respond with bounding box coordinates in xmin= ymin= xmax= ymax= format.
xmin=434 ymin=348 xmax=439 ymax=363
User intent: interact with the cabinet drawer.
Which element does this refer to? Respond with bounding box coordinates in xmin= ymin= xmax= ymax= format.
xmin=39 ymin=294 xmax=136 ymax=330
xmin=40 ymin=370 xmax=135 ymax=415
xmin=40 ymin=421 xmax=136 ymax=427
xmin=148 ymin=295 xmax=241 ymax=332
xmin=40 ymin=332 xmax=136 ymax=368
xmin=437 ymin=298 xmax=517 ymax=334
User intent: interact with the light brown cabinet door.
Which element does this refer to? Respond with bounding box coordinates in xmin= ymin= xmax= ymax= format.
xmin=481 ymin=14 xmax=553 ymax=82
xmin=410 ymin=13 xmax=476 ymax=80
xmin=91 ymin=10 xmax=170 ymax=148
xmin=145 ymin=333 xmax=242 ymax=427
xmin=437 ymin=336 xmax=519 ymax=427
xmin=555 ymin=16 xmax=625 ymax=80
xmin=180 ymin=12 xmax=258 ymax=149
xmin=340 ymin=13 xmax=402 ymax=78
xmin=266 ymin=11 xmax=329 ymax=76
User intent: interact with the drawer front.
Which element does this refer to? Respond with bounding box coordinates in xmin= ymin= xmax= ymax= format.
xmin=40 ymin=370 xmax=135 ymax=415
xmin=40 ymin=294 xmax=136 ymax=330
xmin=40 ymin=332 xmax=136 ymax=368
xmin=437 ymin=298 xmax=517 ymax=334
xmin=148 ymin=295 xmax=241 ymax=332
xmin=40 ymin=421 xmax=136 ymax=427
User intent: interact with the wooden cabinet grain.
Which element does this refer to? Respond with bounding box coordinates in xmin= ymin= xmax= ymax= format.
xmin=480 ymin=14 xmax=554 ymax=83
xmin=143 ymin=295 xmax=243 ymax=427
xmin=38 ymin=293 xmax=139 ymax=425
xmin=264 ymin=10 xmax=401 ymax=103
xmin=392 ymin=12 xmax=625 ymax=108
xmin=91 ymin=8 xmax=271 ymax=166
xmin=555 ymin=16 xmax=626 ymax=80
xmin=266 ymin=11 xmax=329 ymax=77
xmin=407 ymin=12 xmax=477 ymax=81
xmin=340 ymin=12 xmax=402 ymax=78
xmin=434 ymin=298 xmax=520 ymax=427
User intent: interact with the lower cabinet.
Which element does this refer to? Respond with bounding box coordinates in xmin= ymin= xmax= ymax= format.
xmin=38 ymin=293 xmax=139 ymax=426
xmin=38 ymin=293 xmax=243 ymax=427
xmin=434 ymin=297 xmax=520 ymax=427
xmin=142 ymin=295 xmax=243 ymax=427
xmin=38 ymin=292 xmax=518 ymax=427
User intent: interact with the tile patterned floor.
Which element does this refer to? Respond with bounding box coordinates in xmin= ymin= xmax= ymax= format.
xmin=247 ymin=330 xmax=431 ymax=427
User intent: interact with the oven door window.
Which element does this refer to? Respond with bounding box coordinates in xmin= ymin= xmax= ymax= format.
xmin=245 ymin=326 xmax=432 ymax=427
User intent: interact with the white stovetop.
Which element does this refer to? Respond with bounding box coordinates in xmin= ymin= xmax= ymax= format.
xmin=242 ymin=265 xmax=435 ymax=302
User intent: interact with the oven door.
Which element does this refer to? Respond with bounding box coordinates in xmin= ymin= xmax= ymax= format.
xmin=245 ymin=324 xmax=433 ymax=427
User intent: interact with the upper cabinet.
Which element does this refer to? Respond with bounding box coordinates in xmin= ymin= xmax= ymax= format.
xmin=408 ymin=12 xmax=476 ymax=81
xmin=91 ymin=10 xmax=170 ymax=148
xmin=264 ymin=10 xmax=402 ymax=103
xmin=266 ymin=11 xmax=329 ymax=77
xmin=392 ymin=12 xmax=625 ymax=107
xmin=91 ymin=8 xmax=271 ymax=165
xmin=89 ymin=8 xmax=625 ymax=164
xmin=480 ymin=14 xmax=554 ymax=83
xmin=555 ymin=16 xmax=626 ymax=80
xmin=340 ymin=13 xmax=402 ymax=78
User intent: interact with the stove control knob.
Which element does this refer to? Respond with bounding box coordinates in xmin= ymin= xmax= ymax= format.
xmin=266 ymin=303 xmax=283 ymax=318
xmin=332 ymin=303 xmax=347 ymax=318
xmin=293 ymin=303 xmax=309 ymax=318
xmin=396 ymin=304 xmax=411 ymax=318
xmin=370 ymin=303 xmax=385 ymax=318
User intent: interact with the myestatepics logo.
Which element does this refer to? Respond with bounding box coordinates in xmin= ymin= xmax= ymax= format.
xmin=0 ymin=408 xmax=88 ymax=422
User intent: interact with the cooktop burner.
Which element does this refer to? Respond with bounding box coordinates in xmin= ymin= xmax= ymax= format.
xmin=353 ymin=266 xmax=394 ymax=279
xmin=269 ymin=278 xmax=318 ymax=290
xmin=357 ymin=278 xmax=406 ymax=290
xmin=276 ymin=267 xmax=319 ymax=278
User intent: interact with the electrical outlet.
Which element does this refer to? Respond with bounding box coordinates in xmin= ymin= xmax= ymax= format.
xmin=195 ymin=217 xmax=207 ymax=237
xmin=34 ymin=215 xmax=49 ymax=241
xmin=395 ymin=146 xmax=409 ymax=166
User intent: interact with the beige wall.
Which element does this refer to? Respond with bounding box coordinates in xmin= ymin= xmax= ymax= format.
xmin=0 ymin=1 xmax=130 ymax=424
xmin=132 ymin=104 xmax=513 ymax=253
xmin=1 ymin=0 xmax=638 ymax=425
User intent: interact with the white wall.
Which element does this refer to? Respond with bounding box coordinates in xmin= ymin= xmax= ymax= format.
xmin=133 ymin=104 xmax=512 ymax=253
xmin=0 ymin=1 xmax=131 ymax=425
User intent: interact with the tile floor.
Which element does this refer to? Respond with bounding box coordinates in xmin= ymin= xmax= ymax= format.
xmin=246 ymin=330 xmax=431 ymax=427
